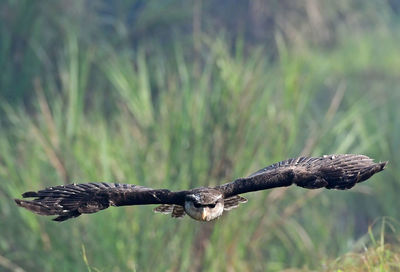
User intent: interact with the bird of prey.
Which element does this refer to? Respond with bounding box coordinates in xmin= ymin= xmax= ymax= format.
xmin=15 ymin=154 xmax=386 ymax=222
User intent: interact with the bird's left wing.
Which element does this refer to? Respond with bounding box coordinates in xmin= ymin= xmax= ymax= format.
xmin=217 ymin=154 xmax=387 ymax=198
xmin=15 ymin=182 xmax=187 ymax=221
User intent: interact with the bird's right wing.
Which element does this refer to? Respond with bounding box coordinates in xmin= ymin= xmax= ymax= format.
xmin=218 ymin=154 xmax=387 ymax=198
xmin=15 ymin=182 xmax=187 ymax=221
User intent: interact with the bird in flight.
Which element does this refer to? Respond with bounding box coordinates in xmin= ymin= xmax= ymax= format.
xmin=15 ymin=154 xmax=386 ymax=222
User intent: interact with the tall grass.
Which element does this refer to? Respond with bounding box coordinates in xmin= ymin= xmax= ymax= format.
xmin=1 ymin=1 xmax=400 ymax=272
xmin=326 ymin=217 xmax=400 ymax=272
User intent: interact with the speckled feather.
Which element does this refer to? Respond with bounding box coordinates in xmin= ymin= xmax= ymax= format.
xmin=15 ymin=154 xmax=386 ymax=222
xmin=219 ymin=154 xmax=387 ymax=198
xmin=15 ymin=182 xmax=187 ymax=221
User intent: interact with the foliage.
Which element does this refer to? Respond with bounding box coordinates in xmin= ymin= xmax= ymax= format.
xmin=0 ymin=1 xmax=399 ymax=271
xmin=325 ymin=218 xmax=400 ymax=272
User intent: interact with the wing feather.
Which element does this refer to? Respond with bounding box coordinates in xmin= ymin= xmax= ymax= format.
xmin=15 ymin=183 xmax=187 ymax=221
xmin=153 ymin=204 xmax=186 ymax=218
xmin=218 ymin=154 xmax=387 ymax=198
xmin=223 ymin=195 xmax=248 ymax=211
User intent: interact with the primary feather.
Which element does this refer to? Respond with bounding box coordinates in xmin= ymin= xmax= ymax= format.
xmin=15 ymin=182 xmax=185 ymax=221
xmin=15 ymin=154 xmax=387 ymax=222
xmin=219 ymin=154 xmax=387 ymax=198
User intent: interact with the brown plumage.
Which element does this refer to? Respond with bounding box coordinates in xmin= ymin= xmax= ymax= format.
xmin=15 ymin=154 xmax=387 ymax=222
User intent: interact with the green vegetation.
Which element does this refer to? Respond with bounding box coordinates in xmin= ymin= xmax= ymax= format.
xmin=326 ymin=218 xmax=400 ymax=272
xmin=0 ymin=1 xmax=399 ymax=271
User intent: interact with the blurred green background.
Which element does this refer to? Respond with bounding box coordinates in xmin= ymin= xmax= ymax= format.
xmin=1 ymin=0 xmax=399 ymax=271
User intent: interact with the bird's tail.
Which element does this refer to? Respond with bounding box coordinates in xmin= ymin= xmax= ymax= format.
xmin=15 ymin=183 xmax=138 ymax=222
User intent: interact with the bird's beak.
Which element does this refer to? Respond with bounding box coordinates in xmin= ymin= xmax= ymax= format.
xmin=201 ymin=209 xmax=207 ymax=221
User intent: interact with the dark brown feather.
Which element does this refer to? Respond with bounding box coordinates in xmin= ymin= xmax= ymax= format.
xmin=223 ymin=195 xmax=247 ymax=211
xmin=153 ymin=204 xmax=186 ymax=218
xmin=218 ymin=154 xmax=387 ymax=198
xmin=15 ymin=182 xmax=186 ymax=221
xmin=171 ymin=205 xmax=185 ymax=218
xmin=154 ymin=204 xmax=175 ymax=214
xmin=15 ymin=154 xmax=387 ymax=222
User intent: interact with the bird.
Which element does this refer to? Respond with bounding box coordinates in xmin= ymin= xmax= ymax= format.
xmin=15 ymin=154 xmax=387 ymax=222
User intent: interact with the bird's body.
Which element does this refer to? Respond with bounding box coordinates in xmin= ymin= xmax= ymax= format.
xmin=15 ymin=154 xmax=387 ymax=222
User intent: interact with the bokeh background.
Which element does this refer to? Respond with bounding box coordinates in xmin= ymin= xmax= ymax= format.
xmin=1 ymin=1 xmax=400 ymax=271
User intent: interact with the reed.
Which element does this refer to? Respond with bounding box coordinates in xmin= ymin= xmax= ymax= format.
xmin=0 ymin=1 xmax=399 ymax=271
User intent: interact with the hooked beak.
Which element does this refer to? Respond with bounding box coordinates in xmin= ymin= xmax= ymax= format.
xmin=201 ymin=209 xmax=207 ymax=221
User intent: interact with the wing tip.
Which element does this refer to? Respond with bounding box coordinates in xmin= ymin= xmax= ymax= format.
xmin=379 ymin=161 xmax=388 ymax=170
xmin=14 ymin=198 xmax=52 ymax=215
xmin=14 ymin=198 xmax=23 ymax=207
xmin=14 ymin=198 xmax=36 ymax=209
xmin=21 ymin=191 xmax=38 ymax=198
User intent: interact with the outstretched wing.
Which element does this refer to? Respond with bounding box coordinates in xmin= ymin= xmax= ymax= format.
xmin=218 ymin=154 xmax=387 ymax=198
xmin=15 ymin=182 xmax=187 ymax=221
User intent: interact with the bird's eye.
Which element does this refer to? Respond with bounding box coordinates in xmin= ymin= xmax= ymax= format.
xmin=193 ymin=203 xmax=201 ymax=208
xmin=208 ymin=204 xmax=216 ymax=208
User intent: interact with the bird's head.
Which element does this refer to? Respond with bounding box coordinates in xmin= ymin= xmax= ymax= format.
xmin=184 ymin=189 xmax=224 ymax=221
